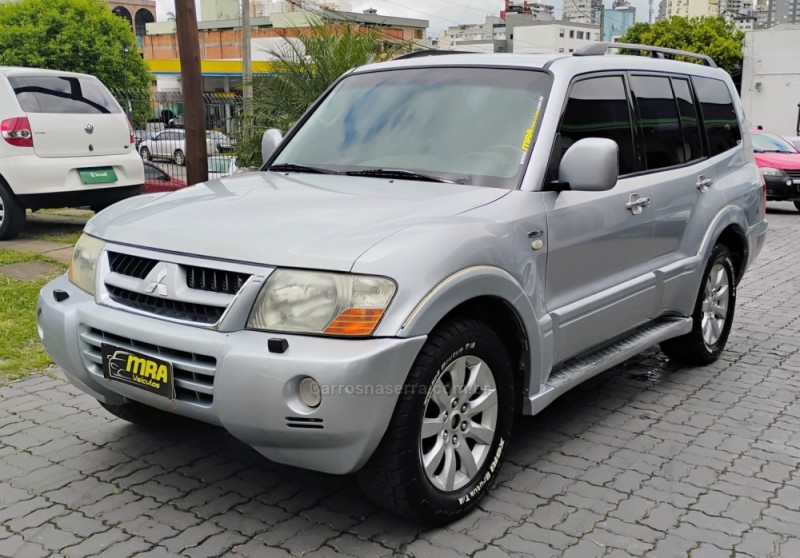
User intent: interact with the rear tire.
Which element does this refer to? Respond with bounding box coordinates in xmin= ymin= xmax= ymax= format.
xmin=661 ymin=243 xmax=737 ymax=365
xmin=358 ymin=318 xmax=514 ymax=526
xmin=0 ymin=182 xmax=25 ymax=240
xmin=100 ymin=401 xmax=195 ymax=429
xmin=174 ymin=150 xmax=185 ymax=166
xmin=140 ymin=147 xmax=152 ymax=161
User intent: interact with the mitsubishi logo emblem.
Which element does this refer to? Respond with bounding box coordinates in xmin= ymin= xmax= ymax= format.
xmin=145 ymin=266 xmax=168 ymax=297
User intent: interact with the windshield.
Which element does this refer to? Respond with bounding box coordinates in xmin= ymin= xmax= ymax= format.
xmin=272 ymin=67 xmax=552 ymax=188
xmin=208 ymin=157 xmax=232 ymax=173
xmin=752 ymin=133 xmax=798 ymax=154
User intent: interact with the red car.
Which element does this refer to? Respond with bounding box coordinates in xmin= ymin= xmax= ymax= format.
xmin=142 ymin=161 xmax=187 ymax=194
xmin=752 ymin=129 xmax=800 ymax=210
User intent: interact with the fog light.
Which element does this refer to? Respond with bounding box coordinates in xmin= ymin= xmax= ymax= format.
xmin=298 ymin=377 xmax=321 ymax=408
xmin=787 ymin=179 xmax=793 ymax=187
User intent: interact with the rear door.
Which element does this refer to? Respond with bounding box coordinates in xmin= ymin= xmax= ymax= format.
xmin=544 ymin=74 xmax=658 ymax=363
xmin=8 ymin=74 xmax=130 ymax=158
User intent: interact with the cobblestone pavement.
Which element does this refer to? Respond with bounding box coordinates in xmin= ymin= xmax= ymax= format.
xmin=2 ymin=205 xmax=800 ymax=558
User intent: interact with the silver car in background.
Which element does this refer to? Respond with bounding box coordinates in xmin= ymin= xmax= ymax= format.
xmin=38 ymin=44 xmax=767 ymax=525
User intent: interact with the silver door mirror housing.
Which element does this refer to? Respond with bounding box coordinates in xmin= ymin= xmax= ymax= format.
xmin=558 ymin=138 xmax=619 ymax=192
xmin=261 ymin=129 xmax=284 ymax=164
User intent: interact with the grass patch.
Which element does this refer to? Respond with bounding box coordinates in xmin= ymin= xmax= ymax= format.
xmin=0 ymin=249 xmax=67 ymax=384
xmin=35 ymin=208 xmax=95 ymax=219
xmin=25 ymin=230 xmax=82 ymax=246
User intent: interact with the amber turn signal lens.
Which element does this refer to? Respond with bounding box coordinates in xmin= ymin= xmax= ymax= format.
xmin=323 ymin=308 xmax=385 ymax=336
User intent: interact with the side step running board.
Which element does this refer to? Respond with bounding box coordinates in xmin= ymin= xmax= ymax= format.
xmin=524 ymin=317 xmax=692 ymax=415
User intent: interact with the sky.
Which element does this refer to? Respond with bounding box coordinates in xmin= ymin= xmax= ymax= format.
xmin=155 ymin=0 xmax=654 ymax=36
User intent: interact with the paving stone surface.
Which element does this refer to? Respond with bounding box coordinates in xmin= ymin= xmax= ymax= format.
xmin=1 ymin=203 xmax=800 ymax=557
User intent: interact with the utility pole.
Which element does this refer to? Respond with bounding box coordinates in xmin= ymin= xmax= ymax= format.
xmin=242 ymin=0 xmax=253 ymax=114
xmin=175 ymin=0 xmax=209 ymax=185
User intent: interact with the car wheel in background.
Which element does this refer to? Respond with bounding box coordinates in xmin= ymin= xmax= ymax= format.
xmin=0 ymin=181 xmax=25 ymax=240
xmin=140 ymin=147 xmax=152 ymax=161
xmin=174 ymin=150 xmax=185 ymax=166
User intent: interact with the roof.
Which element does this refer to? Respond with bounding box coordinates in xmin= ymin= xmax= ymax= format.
xmin=355 ymin=52 xmax=729 ymax=79
xmin=0 ymin=66 xmax=95 ymax=78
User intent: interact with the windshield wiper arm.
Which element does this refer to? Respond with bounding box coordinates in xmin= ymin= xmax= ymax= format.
xmin=268 ymin=163 xmax=341 ymax=175
xmin=343 ymin=168 xmax=460 ymax=184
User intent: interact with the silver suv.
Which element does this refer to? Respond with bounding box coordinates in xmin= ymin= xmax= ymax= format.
xmin=38 ymin=44 xmax=768 ymax=525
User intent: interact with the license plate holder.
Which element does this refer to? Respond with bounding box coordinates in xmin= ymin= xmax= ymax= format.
xmin=79 ymin=167 xmax=118 ymax=184
xmin=102 ymin=344 xmax=174 ymax=399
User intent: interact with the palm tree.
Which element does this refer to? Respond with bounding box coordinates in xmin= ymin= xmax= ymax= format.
xmin=235 ymin=17 xmax=405 ymax=166
xmin=165 ymin=11 xmax=176 ymax=21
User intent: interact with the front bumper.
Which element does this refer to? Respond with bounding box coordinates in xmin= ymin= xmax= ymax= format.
xmin=37 ymin=275 xmax=426 ymax=474
xmin=764 ymin=174 xmax=800 ymax=201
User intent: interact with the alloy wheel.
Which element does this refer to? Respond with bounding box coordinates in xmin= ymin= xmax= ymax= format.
xmin=419 ymin=355 xmax=498 ymax=492
xmin=701 ymin=263 xmax=730 ymax=346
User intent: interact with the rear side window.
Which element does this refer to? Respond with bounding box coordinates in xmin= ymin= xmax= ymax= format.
xmin=559 ymin=76 xmax=636 ymax=175
xmin=693 ymin=76 xmax=741 ymax=156
xmin=8 ymin=75 xmax=121 ymax=115
xmin=671 ymin=78 xmax=704 ymax=162
xmin=630 ymin=75 xmax=684 ymax=170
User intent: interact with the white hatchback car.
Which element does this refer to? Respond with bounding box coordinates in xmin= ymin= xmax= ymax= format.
xmin=139 ymin=129 xmax=218 ymax=166
xmin=0 ymin=67 xmax=144 ymax=239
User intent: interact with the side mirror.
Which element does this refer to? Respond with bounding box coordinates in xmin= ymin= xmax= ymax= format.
xmin=261 ymin=128 xmax=283 ymax=164
xmin=558 ymin=138 xmax=619 ymax=192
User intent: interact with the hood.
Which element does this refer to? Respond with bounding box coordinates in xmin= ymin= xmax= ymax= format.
xmin=86 ymin=172 xmax=508 ymax=271
xmin=754 ymin=152 xmax=800 ymax=170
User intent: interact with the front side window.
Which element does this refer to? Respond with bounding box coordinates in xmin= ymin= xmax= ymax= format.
xmin=693 ymin=76 xmax=741 ymax=157
xmin=9 ymin=76 xmax=121 ymax=115
xmin=272 ymin=68 xmax=552 ymax=188
xmin=630 ymin=75 xmax=684 ymax=170
xmin=558 ymin=76 xmax=636 ymax=175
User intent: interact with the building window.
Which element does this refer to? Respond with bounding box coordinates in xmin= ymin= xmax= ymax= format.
xmin=577 ymin=31 xmax=584 ymax=39
xmin=559 ymin=28 xmax=565 ymax=37
xmin=559 ymin=47 xmax=565 ymax=52
xmin=569 ymin=30 xmax=575 ymax=38
xmin=568 ymin=48 xmax=574 ymax=52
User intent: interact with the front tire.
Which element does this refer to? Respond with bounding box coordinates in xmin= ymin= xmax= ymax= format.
xmin=661 ymin=243 xmax=737 ymax=365
xmin=173 ymin=149 xmax=185 ymax=166
xmin=0 ymin=182 xmax=25 ymax=240
xmin=358 ymin=318 xmax=514 ymax=525
xmin=140 ymin=146 xmax=152 ymax=161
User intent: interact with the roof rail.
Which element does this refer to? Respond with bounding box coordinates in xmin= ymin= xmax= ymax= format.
xmin=573 ymin=42 xmax=717 ymax=68
xmin=393 ymin=50 xmax=473 ymax=60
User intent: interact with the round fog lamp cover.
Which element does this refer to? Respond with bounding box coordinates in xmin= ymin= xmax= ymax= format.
xmin=298 ymin=377 xmax=322 ymax=408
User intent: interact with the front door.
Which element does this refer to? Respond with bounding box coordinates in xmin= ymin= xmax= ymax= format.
xmin=543 ymin=74 xmax=658 ymax=364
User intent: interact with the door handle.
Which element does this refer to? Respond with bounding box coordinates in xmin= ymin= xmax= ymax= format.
xmin=697 ymin=175 xmax=713 ymax=193
xmin=625 ymin=193 xmax=650 ymax=215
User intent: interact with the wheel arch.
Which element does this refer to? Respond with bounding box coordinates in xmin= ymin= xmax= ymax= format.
xmin=396 ymin=266 xmax=543 ymax=409
xmin=697 ymin=207 xmax=750 ymax=282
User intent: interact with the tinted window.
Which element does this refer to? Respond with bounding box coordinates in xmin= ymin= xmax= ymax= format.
xmin=671 ymin=78 xmax=704 ymax=162
xmin=559 ymin=76 xmax=636 ymax=175
xmin=693 ymin=77 xmax=741 ymax=156
xmin=9 ymin=76 xmax=121 ymax=115
xmin=631 ymin=75 xmax=684 ymax=170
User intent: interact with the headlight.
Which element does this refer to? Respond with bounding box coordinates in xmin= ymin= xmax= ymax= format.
xmin=760 ymin=167 xmax=787 ymax=177
xmin=67 ymin=234 xmax=104 ymax=295
xmin=247 ymin=270 xmax=396 ymax=336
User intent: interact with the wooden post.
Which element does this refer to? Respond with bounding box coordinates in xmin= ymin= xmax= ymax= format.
xmin=175 ymin=0 xmax=208 ymax=185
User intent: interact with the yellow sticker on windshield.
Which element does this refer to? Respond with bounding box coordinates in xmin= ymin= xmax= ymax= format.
xmin=521 ymin=96 xmax=544 ymax=152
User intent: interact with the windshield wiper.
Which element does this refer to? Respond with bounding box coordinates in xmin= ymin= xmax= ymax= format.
xmin=268 ymin=163 xmax=341 ymax=175
xmin=342 ymin=168 xmax=461 ymax=184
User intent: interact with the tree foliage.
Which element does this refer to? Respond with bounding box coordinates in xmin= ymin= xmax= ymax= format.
xmin=618 ymin=16 xmax=744 ymax=75
xmin=0 ymin=0 xmax=152 ymax=124
xmin=235 ymin=18 xmax=402 ymax=167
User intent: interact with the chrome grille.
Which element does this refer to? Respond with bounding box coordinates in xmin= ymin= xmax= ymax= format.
xmin=185 ymin=265 xmax=250 ymax=295
xmin=108 ymin=252 xmax=158 ymax=279
xmin=786 ymin=170 xmax=800 ymax=181
xmin=107 ymin=285 xmax=225 ymax=325
xmin=80 ymin=327 xmax=216 ymax=406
